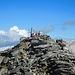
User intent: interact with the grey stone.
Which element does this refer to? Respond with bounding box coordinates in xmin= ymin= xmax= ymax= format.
xmin=34 ymin=44 xmax=51 ymax=49
xmin=0 ymin=34 xmax=75 ymax=75
xmin=1 ymin=57 xmax=10 ymax=65
xmin=10 ymin=49 xmax=21 ymax=56
xmin=0 ymin=56 xmax=4 ymax=64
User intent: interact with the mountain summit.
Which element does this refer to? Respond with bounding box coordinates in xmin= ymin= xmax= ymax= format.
xmin=0 ymin=34 xmax=75 ymax=75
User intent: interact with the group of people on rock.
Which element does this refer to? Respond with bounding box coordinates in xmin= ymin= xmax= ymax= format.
xmin=31 ymin=32 xmax=41 ymax=37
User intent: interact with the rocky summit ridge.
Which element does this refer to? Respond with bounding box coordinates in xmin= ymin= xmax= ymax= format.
xmin=0 ymin=34 xmax=75 ymax=75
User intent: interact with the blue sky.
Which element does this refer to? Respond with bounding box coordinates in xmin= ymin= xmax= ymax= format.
xmin=0 ymin=0 xmax=75 ymax=50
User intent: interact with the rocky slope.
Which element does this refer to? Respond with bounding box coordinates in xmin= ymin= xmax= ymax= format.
xmin=63 ymin=40 xmax=75 ymax=55
xmin=0 ymin=34 xmax=75 ymax=75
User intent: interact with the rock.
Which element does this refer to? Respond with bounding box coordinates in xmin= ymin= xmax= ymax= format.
xmin=20 ymin=37 xmax=26 ymax=42
xmin=1 ymin=57 xmax=9 ymax=65
xmin=0 ymin=67 xmax=8 ymax=75
xmin=33 ymin=44 xmax=51 ymax=49
xmin=0 ymin=34 xmax=75 ymax=75
xmin=63 ymin=40 xmax=75 ymax=54
xmin=10 ymin=49 xmax=21 ymax=56
xmin=56 ymin=39 xmax=62 ymax=43
xmin=0 ymin=56 xmax=4 ymax=64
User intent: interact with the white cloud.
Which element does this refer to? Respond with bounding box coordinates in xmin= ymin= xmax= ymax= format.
xmin=9 ymin=26 xmax=29 ymax=37
xmin=9 ymin=26 xmax=19 ymax=31
xmin=33 ymin=25 xmax=54 ymax=33
xmin=0 ymin=26 xmax=29 ymax=48
xmin=0 ymin=46 xmax=14 ymax=51
xmin=62 ymin=21 xmax=75 ymax=29
xmin=0 ymin=30 xmax=5 ymax=35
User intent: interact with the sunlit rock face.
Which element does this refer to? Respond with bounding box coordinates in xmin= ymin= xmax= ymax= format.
xmin=63 ymin=40 xmax=75 ymax=55
xmin=0 ymin=34 xmax=75 ymax=75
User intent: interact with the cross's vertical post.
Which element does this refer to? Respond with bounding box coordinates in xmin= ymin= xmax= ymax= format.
xmin=30 ymin=28 xmax=32 ymax=37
